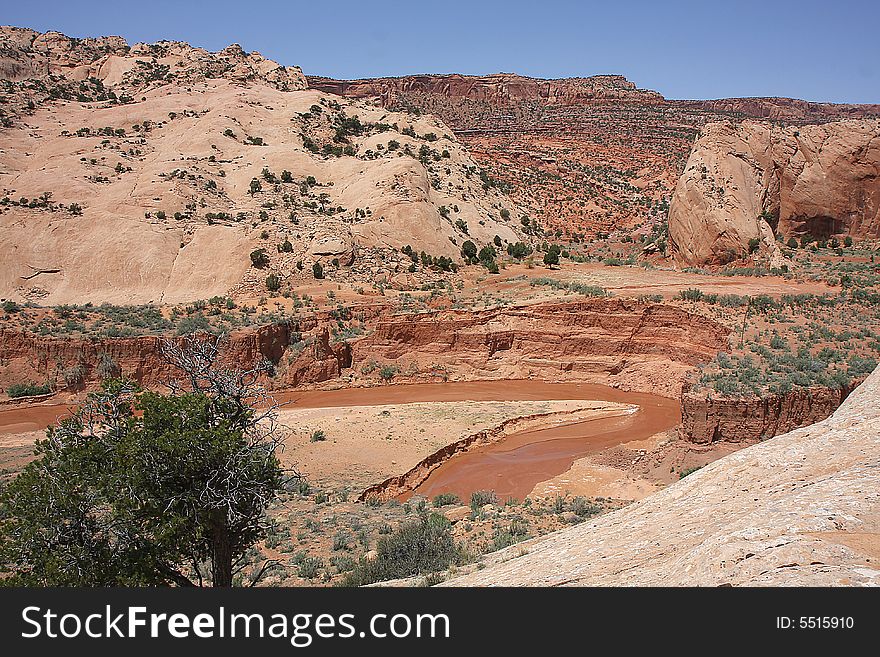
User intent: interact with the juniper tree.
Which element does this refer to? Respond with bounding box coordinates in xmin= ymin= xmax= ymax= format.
xmin=0 ymin=335 xmax=289 ymax=587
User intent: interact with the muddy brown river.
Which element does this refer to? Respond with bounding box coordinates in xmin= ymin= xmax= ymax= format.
xmin=0 ymin=381 xmax=679 ymax=500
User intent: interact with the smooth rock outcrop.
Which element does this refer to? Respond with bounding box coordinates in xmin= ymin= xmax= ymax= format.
xmin=0 ymin=26 xmax=306 ymax=91
xmin=443 ymin=366 xmax=880 ymax=586
xmin=669 ymin=120 xmax=880 ymax=266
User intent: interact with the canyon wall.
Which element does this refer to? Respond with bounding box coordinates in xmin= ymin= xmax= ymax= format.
xmin=307 ymin=73 xmax=665 ymax=111
xmin=309 ymin=73 xmax=880 ymax=239
xmin=1 ymin=300 xmax=729 ymax=400
xmin=680 ymin=381 xmax=863 ymax=444
xmin=0 ymin=320 xmax=351 ymax=393
xmin=352 ymin=299 xmax=730 ymax=398
xmin=669 ymin=119 xmax=880 ymax=266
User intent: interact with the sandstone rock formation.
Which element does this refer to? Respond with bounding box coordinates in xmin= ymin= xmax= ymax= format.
xmin=442 ymin=365 xmax=880 ymax=586
xmin=308 ymin=73 xmax=665 ymax=108
xmin=0 ymin=310 xmax=358 ymax=394
xmin=680 ymin=380 xmax=864 ymax=443
xmin=0 ymin=26 xmax=306 ymax=91
xmin=669 ymin=120 xmax=880 ymax=266
xmin=0 ymin=299 xmax=727 ymax=398
xmin=0 ymin=29 xmax=524 ymax=305
xmin=352 ymin=299 xmax=729 ymax=398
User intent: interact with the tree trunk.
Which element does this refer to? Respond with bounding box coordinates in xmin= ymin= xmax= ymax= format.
xmin=211 ymin=516 xmax=234 ymax=587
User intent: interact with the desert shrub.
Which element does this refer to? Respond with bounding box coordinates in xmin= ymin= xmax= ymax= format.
xmin=460 ymin=240 xmax=477 ymax=264
xmin=298 ymin=556 xmax=323 ymax=579
xmin=432 ymin=493 xmax=460 ymax=508
xmin=330 ymin=555 xmax=356 ymax=573
xmin=310 ymin=430 xmax=326 ymax=442
xmin=569 ymin=496 xmax=601 ymax=517
xmin=250 ymin=249 xmax=269 ymax=268
xmin=489 ymin=518 xmax=530 ymax=552
xmin=470 ymin=490 xmax=498 ymax=510
xmin=769 ymin=335 xmax=788 ymax=350
xmin=7 ymin=382 xmax=52 ymax=398
xmin=679 ymin=466 xmax=703 ymax=479
xmin=312 ymin=262 xmax=324 ymax=279
xmin=176 ymin=313 xmax=211 ymax=335
xmin=678 ymin=288 xmax=704 ymax=302
xmin=332 ymin=530 xmax=351 ymax=551
xmin=265 ymin=273 xmax=281 ymax=292
xmin=543 ymin=250 xmax=560 ymax=268
xmin=2 ymin=300 xmax=21 ymax=313
xmin=847 ymin=356 xmax=877 ymax=375
xmin=379 ymin=365 xmax=399 ymax=381
xmin=339 ymin=512 xmax=461 ymax=586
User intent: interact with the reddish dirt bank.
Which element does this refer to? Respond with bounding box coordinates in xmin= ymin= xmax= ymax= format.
xmin=357 ymin=385 xmax=678 ymax=503
xmin=352 ymin=299 xmax=730 ymax=398
xmin=0 ymin=320 xmax=351 ymax=393
xmin=0 ymin=299 xmax=728 ymax=398
xmin=680 ymin=379 xmax=865 ymax=443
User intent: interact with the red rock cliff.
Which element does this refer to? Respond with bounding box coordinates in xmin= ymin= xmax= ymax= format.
xmin=680 ymin=380 xmax=863 ymax=443
xmin=353 ymin=299 xmax=730 ymax=397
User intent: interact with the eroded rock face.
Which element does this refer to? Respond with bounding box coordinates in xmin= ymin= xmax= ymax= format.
xmin=308 ymin=73 xmax=665 ymax=108
xmin=680 ymin=381 xmax=863 ymax=443
xmin=0 ymin=319 xmax=350 ymax=392
xmin=352 ymin=299 xmax=730 ymax=397
xmin=442 ymin=365 xmax=880 ymax=586
xmin=669 ymin=120 xmax=880 ymax=266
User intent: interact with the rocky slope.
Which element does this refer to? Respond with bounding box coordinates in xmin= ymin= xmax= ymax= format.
xmin=310 ymin=73 xmax=880 ymax=239
xmin=442 ymin=365 xmax=880 ymax=586
xmin=0 ymin=28 xmax=524 ymax=305
xmin=669 ymin=119 xmax=880 ymax=266
xmin=0 ymin=26 xmax=305 ymax=92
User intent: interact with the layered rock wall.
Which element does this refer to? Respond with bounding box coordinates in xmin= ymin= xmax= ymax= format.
xmin=680 ymin=381 xmax=863 ymax=443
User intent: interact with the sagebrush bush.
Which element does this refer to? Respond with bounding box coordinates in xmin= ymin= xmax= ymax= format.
xmin=339 ymin=512 xmax=461 ymax=586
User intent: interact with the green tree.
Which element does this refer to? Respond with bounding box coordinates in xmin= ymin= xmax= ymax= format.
xmin=250 ymin=248 xmax=269 ymax=268
xmin=265 ymin=273 xmax=281 ymax=291
xmin=312 ymin=262 xmax=324 ymax=279
xmin=0 ymin=339 xmax=287 ymax=587
xmin=460 ymin=240 xmax=477 ymax=264
xmin=543 ymin=249 xmax=560 ymax=269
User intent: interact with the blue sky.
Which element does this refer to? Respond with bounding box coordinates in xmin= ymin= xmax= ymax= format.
xmin=4 ymin=0 xmax=879 ymax=103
